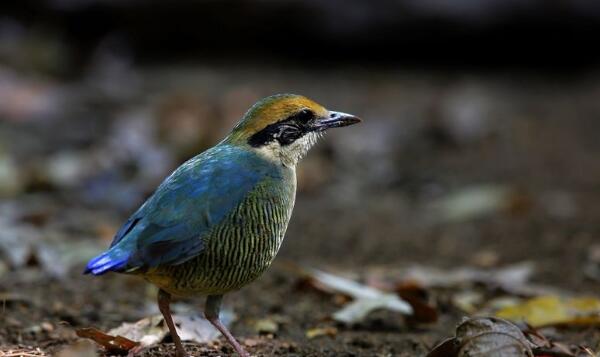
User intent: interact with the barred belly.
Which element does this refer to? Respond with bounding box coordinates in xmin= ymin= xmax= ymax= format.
xmin=145 ymin=177 xmax=295 ymax=296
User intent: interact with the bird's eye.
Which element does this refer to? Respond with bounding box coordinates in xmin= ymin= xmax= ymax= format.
xmin=277 ymin=125 xmax=302 ymax=146
xmin=295 ymin=109 xmax=314 ymax=122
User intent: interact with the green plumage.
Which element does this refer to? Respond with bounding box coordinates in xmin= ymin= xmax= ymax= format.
xmin=145 ymin=166 xmax=296 ymax=296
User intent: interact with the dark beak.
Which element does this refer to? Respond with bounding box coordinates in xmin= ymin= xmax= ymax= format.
xmin=313 ymin=111 xmax=362 ymax=131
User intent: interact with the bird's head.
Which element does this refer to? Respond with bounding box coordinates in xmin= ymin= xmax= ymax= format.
xmin=227 ymin=94 xmax=361 ymax=167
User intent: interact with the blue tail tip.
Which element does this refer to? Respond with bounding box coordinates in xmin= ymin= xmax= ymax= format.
xmin=84 ymin=252 xmax=128 ymax=276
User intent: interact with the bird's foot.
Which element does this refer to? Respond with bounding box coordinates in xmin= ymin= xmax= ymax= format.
xmin=127 ymin=345 xmax=145 ymax=357
xmin=232 ymin=342 xmax=250 ymax=357
xmin=173 ymin=343 xmax=188 ymax=357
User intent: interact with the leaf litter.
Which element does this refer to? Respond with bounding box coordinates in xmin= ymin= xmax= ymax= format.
xmin=495 ymin=296 xmax=600 ymax=327
xmin=297 ymin=263 xmax=600 ymax=355
xmin=76 ymin=308 xmax=235 ymax=354
xmin=302 ymin=268 xmax=413 ymax=324
xmin=427 ymin=317 xmax=597 ymax=357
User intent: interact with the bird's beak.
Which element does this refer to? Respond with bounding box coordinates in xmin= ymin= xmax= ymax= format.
xmin=313 ymin=111 xmax=362 ymax=131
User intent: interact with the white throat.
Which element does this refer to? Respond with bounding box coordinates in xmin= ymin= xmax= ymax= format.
xmin=255 ymin=131 xmax=322 ymax=167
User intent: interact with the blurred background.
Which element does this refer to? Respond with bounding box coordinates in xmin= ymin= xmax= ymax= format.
xmin=2 ymin=1 xmax=600 ymax=356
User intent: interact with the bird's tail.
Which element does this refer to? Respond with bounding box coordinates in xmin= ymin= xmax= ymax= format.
xmin=84 ymin=247 xmax=130 ymax=275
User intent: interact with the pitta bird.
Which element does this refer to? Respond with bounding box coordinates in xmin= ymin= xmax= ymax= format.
xmin=85 ymin=94 xmax=361 ymax=356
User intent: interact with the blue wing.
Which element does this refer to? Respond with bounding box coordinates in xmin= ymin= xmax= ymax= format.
xmin=85 ymin=145 xmax=279 ymax=275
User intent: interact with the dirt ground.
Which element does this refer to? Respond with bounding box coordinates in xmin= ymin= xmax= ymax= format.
xmin=2 ymin=66 xmax=600 ymax=356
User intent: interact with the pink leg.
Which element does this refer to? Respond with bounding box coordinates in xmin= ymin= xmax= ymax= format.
xmin=205 ymin=295 xmax=249 ymax=357
xmin=158 ymin=289 xmax=187 ymax=357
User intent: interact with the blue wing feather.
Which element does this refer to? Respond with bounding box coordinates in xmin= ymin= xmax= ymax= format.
xmin=85 ymin=145 xmax=279 ymax=275
xmin=110 ymin=216 xmax=141 ymax=248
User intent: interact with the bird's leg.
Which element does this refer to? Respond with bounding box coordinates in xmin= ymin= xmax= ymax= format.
xmin=205 ymin=294 xmax=249 ymax=357
xmin=157 ymin=289 xmax=187 ymax=357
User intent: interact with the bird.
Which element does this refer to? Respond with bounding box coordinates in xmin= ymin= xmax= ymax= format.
xmin=84 ymin=93 xmax=361 ymax=357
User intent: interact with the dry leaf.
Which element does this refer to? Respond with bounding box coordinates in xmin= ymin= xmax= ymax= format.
xmin=75 ymin=327 xmax=139 ymax=355
xmin=427 ymin=317 xmax=534 ymax=357
xmin=305 ymin=268 xmax=412 ymax=324
xmin=495 ymin=296 xmax=600 ymax=327
xmin=455 ymin=317 xmax=536 ymax=352
xmin=396 ymin=281 xmax=438 ymax=323
xmin=458 ymin=332 xmax=533 ymax=357
xmin=107 ymin=315 xmax=165 ymax=347
xmin=174 ymin=313 xmax=234 ymax=343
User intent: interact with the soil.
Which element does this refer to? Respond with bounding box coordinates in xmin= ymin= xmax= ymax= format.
xmin=2 ymin=66 xmax=600 ymax=356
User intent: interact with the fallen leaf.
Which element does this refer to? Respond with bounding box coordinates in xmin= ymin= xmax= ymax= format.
xmin=458 ymin=331 xmax=533 ymax=357
xmin=455 ymin=317 xmax=536 ymax=351
xmin=396 ymin=281 xmax=438 ymax=323
xmin=107 ymin=315 xmax=165 ymax=347
xmin=427 ymin=317 xmax=535 ymax=357
xmin=333 ymin=296 xmax=411 ymax=324
xmin=305 ymin=268 xmax=412 ymax=324
xmin=76 ymin=327 xmax=139 ymax=355
xmin=495 ymin=296 xmax=600 ymax=327
xmin=175 ymin=312 xmax=235 ymax=343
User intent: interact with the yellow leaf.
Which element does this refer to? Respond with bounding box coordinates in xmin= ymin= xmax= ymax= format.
xmin=495 ymin=295 xmax=600 ymax=327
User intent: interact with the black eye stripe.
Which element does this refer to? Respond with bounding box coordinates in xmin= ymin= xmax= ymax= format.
xmin=247 ymin=109 xmax=315 ymax=147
